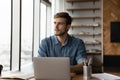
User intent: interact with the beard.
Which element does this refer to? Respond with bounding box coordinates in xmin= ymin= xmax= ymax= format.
xmin=55 ymin=30 xmax=68 ymax=36
xmin=55 ymin=31 xmax=66 ymax=36
xmin=54 ymin=26 xmax=69 ymax=36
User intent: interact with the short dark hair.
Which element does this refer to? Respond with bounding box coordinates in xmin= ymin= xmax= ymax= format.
xmin=54 ymin=12 xmax=72 ymax=25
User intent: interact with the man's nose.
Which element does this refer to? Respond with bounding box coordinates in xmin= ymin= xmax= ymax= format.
xmin=54 ymin=23 xmax=59 ymax=28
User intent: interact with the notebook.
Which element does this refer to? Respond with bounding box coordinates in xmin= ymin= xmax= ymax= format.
xmin=33 ymin=57 xmax=71 ymax=80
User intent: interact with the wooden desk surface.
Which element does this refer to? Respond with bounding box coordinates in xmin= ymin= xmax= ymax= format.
xmin=28 ymin=75 xmax=101 ymax=80
xmin=1 ymin=72 xmax=120 ymax=80
xmin=0 ymin=71 xmax=120 ymax=80
xmin=1 ymin=64 xmax=119 ymax=80
xmin=72 ymin=74 xmax=100 ymax=80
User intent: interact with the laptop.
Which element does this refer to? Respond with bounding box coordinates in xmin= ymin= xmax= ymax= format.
xmin=33 ymin=57 xmax=71 ymax=80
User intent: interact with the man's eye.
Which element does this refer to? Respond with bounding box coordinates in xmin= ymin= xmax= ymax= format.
xmin=54 ymin=22 xmax=65 ymax=26
xmin=54 ymin=22 xmax=56 ymax=24
xmin=59 ymin=22 xmax=65 ymax=25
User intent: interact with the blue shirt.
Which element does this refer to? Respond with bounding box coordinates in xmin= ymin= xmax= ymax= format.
xmin=38 ymin=35 xmax=87 ymax=65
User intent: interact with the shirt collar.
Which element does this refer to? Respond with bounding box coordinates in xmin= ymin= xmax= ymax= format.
xmin=52 ymin=35 xmax=72 ymax=46
xmin=53 ymin=35 xmax=59 ymax=44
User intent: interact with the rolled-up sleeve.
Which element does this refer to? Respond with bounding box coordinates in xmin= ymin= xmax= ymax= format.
xmin=76 ymin=39 xmax=87 ymax=64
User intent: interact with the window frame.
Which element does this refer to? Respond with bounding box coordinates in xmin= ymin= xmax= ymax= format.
xmin=10 ymin=0 xmax=51 ymax=71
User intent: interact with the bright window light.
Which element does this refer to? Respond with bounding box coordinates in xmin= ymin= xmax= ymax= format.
xmin=0 ymin=0 xmax=11 ymax=71
xmin=21 ymin=0 xmax=33 ymax=66
xmin=40 ymin=3 xmax=47 ymax=41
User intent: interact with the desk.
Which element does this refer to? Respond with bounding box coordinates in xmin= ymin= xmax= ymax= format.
xmin=1 ymin=63 xmax=120 ymax=80
xmin=29 ymin=75 xmax=100 ymax=80
xmin=28 ymin=75 xmax=99 ymax=80
xmin=1 ymin=72 xmax=120 ymax=80
xmin=72 ymin=75 xmax=99 ymax=80
xmin=28 ymin=72 xmax=120 ymax=80
xmin=73 ymin=72 xmax=120 ymax=80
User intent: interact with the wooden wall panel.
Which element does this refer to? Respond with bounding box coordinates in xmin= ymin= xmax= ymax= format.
xmin=103 ymin=0 xmax=120 ymax=55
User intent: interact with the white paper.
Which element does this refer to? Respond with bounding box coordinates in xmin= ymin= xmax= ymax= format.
xmin=1 ymin=71 xmax=34 ymax=79
xmin=92 ymin=73 xmax=120 ymax=80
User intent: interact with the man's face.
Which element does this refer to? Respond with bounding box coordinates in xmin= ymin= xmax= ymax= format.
xmin=54 ymin=18 xmax=70 ymax=36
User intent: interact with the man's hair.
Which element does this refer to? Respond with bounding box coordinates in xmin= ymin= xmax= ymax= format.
xmin=54 ymin=12 xmax=72 ymax=25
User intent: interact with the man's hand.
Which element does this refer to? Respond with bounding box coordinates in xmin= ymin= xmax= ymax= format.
xmin=70 ymin=63 xmax=84 ymax=74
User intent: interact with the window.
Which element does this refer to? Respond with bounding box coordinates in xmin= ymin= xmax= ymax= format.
xmin=0 ymin=0 xmax=11 ymax=71
xmin=40 ymin=3 xmax=47 ymax=41
xmin=21 ymin=0 xmax=33 ymax=66
xmin=0 ymin=0 xmax=51 ymax=71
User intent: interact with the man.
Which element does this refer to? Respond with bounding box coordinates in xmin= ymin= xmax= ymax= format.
xmin=38 ymin=12 xmax=87 ymax=75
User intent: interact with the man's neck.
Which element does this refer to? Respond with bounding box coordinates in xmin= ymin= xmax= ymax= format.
xmin=57 ymin=34 xmax=68 ymax=46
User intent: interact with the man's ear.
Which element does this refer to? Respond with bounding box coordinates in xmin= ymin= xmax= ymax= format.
xmin=67 ymin=25 xmax=71 ymax=30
